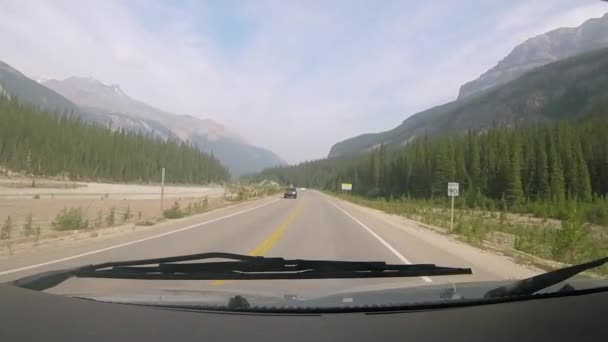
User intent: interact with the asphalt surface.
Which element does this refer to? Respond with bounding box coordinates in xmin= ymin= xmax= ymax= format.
xmin=0 ymin=190 xmax=528 ymax=300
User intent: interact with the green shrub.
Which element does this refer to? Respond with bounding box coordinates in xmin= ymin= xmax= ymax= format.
xmin=453 ymin=218 xmax=468 ymax=235
xmin=499 ymin=210 xmax=507 ymax=226
xmin=1 ymin=216 xmax=13 ymax=240
xmin=514 ymin=232 xmax=535 ymax=254
xmin=122 ymin=205 xmax=133 ymax=222
xmin=550 ymin=215 xmax=588 ymax=264
xmin=163 ymin=202 xmax=185 ymax=219
xmin=190 ymin=197 xmax=208 ymax=214
xmin=22 ymin=213 xmax=35 ymax=237
xmin=94 ymin=210 xmax=103 ymax=228
xmin=583 ymin=204 xmax=608 ymax=226
xmin=52 ymin=208 xmax=85 ymax=231
xmin=106 ymin=207 xmax=116 ymax=226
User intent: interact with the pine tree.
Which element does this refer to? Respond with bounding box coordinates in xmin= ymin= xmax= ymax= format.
xmin=535 ymin=134 xmax=550 ymax=200
xmin=454 ymin=141 xmax=469 ymax=188
xmin=505 ymin=133 xmax=524 ymax=206
xmin=548 ymin=131 xmax=566 ymax=204
xmin=468 ymin=132 xmax=482 ymax=190
xmin=431 ymin=140 xmax=454 ymax=197
xmin=572 ymin=139 xmax=592 ymax=202
xmin=492 ymin=130 xmax=510 ymax=199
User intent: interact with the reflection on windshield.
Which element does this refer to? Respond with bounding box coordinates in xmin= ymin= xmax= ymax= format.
xmin=51 ymin=277 xmax=608 ymax=310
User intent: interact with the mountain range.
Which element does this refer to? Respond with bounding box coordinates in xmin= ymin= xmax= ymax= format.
xmin=458 ymin=12 xmax=608 ymax=99
xmin=329 ymin=12 xmax=608 ymax=158
xmin=0 ymin=63 xmax=284 ymax=176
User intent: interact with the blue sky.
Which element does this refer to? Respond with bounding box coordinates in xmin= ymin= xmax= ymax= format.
xmin=0 ymin=0 xmax=607 ymax=163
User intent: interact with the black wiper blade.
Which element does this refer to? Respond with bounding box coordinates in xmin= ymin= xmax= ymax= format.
xmin=76 ymin=252 xmax=472 ymax=280
xmin=13 ymin=252 xmax=472 ymax=291
xmin=484 ymin=256 xmax=608 ymax=299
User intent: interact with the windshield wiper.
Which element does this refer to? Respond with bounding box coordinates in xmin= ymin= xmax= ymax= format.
xmin=13 ymin=252 xmax=472 ymax=291
xmin=484 ymin=256 xmax=608 ymax=299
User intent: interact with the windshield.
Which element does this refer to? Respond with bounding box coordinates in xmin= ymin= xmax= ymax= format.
xmin=1 ymin=1 xmax=607 ymax=314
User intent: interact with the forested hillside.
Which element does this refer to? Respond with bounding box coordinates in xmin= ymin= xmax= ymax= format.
xmin=329 ymin=47 xmax=608 ymax=157
xmin=43 ymin=76 xmax=285 ymax=176
xmin=0 ymin=96 xmax=230 ymax=183
xmin=256 ymin=117 xmax=608 ymax=222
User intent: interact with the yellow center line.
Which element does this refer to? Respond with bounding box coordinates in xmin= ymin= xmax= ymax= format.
xmin=213 ymin=204 xmax=302 ymax=286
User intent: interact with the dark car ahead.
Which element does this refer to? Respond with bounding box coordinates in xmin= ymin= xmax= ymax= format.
xmin=284 ymin=187 xmax=297 ymax=199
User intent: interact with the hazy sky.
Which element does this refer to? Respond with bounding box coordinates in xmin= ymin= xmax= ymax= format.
xmin=1 ymin=0 xmax=606 ymax=163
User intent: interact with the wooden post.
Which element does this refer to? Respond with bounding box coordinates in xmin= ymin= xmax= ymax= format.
xmin=160 ymin=168 xmax=165 ymax=214
xmin=450 ymin=195 xmax=455 ymax=232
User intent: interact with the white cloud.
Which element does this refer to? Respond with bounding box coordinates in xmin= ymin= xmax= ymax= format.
xmin=0 ymin=0 xmax=606 ymax=163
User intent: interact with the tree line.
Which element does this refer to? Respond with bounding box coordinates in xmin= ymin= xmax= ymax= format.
xmin=255 ymin=117 xmax=608 ymax=221
xmin=0 ymin=96 xmax=230 ymax=183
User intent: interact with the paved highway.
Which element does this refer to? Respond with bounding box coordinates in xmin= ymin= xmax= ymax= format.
xmin=0 ymin=190 xmax=535 ymax=299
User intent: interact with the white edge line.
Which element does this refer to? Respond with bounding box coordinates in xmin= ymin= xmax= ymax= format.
xmin=0 ymin=198 xmax=281 ymax=277
xmin=328 ymin=200 xmax=432 ymax=283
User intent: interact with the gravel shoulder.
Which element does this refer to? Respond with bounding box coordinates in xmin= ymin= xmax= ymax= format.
xmin=331 ymin=194 xmax=541 ymax=279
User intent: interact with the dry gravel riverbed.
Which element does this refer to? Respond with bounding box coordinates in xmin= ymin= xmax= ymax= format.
xmin=0 ymin=177 xmax=226 ymax=243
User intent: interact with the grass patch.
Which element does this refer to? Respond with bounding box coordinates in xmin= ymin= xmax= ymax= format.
xmin=163 ymin=196 xmax=213 ymax=220
xmin=52 ymin=208 xmax=87 ymax=231
xmin=333 ymin=192 xmax=608 ymax=275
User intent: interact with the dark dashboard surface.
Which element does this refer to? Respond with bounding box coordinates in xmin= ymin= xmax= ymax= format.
xmin=1 ymin=284 xmax=606 ymax=341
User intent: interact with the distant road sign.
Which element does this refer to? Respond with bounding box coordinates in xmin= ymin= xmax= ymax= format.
xmin=341 ymin=183 xmax=353 ymax=191
xmin=448 ymin=182 xmax=459 ymax=197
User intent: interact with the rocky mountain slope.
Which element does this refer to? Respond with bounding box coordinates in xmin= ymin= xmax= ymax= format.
xmin=458 ymin=12 xmax=608 ymax=99
xmin=1 ymin=61 xmax=81 ymax=116
xmin=43 ymin=77 xmax=285 ymax=176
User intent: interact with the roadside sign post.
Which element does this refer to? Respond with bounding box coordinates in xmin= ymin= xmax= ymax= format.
xmin=160 ymin=167 xmax=165 ymax=214
xmin=447 ymin=182 xmax=459 ymax=232
xmin=341 ymin=183 xmax=353 ymax=196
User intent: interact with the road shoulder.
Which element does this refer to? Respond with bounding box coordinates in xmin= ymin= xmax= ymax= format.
xmin=323 ymin=192 xmax=541 ymax=279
